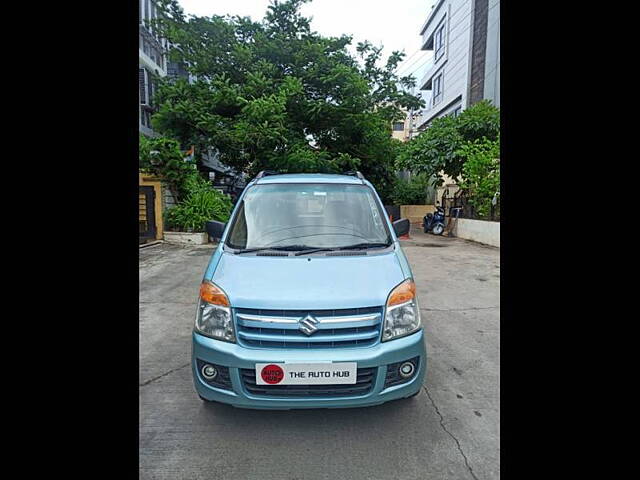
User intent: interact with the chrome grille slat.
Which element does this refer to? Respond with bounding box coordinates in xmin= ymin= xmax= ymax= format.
xmin=236 ymin=313 xmax=299 ymax=324
xmin=235 ymin=307 xmax=383 ymax=349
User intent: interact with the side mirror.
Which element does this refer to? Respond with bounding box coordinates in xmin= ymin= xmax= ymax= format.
xmin=205 ymin=220 xmax=226 ymax=240
xmin=392 ymin=218 xmax=410 ymax=237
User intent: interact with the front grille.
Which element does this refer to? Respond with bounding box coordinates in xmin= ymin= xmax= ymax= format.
xmin=240 ymin=367 xmax=377 ymax=397
xmin=234 ymin=307 xmax=383 ymax=349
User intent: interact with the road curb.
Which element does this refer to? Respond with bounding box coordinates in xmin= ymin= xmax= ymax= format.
xmin=140 ymin=240 xmax=165 ymax=249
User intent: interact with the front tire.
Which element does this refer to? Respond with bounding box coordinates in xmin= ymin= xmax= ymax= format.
xmin=432 ymin=223 xmax=444 ymax=235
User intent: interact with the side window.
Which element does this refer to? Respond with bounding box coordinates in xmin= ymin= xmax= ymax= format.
xmin=228 ymin=203 xmax=248 ymax=247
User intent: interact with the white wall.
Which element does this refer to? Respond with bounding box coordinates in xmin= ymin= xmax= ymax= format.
xmin=453 ymin=218 xmax=499 ymax=247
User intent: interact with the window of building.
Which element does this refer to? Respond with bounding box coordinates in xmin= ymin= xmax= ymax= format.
xmin=393 ymin=122 xmax=405 ymax=131
xmin=139 ymin=68 xmax=148 ymax=105
xmin=140 ymin=108 xmax=153 ymax=128
xmin=433 ymin=72 xmax=443 ymax=105
xmin=139 ymin=68 xmax=157 ymax=106
xmin=434 ymin=20 xmax=446 ymax=61
xmin=453 ymin=106 xmax=462 ymax=117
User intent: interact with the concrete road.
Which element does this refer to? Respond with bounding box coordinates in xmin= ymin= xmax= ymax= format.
xmin=139 ymin=228 xmax=499 ymax=479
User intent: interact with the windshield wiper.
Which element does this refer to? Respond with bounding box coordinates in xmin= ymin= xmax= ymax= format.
xmin=293 ymin=242 xmax=391 ymax=256
xmin=337 ymin=242 xmax=391 ymax=250
xmin=293 ymin=247 xmax=339 ymax=256
xmin=233 ymin=245 xmax=313 ymax=254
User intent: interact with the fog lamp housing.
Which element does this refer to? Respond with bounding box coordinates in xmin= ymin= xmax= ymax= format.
xmin=399 ymin=361 xmax=416 ymax=378
xmin=201 ymin=364 xmax=218 ymax=380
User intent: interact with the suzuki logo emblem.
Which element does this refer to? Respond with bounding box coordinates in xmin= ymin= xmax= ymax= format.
xmin=298 ymin=314 xmax=319 ymax=336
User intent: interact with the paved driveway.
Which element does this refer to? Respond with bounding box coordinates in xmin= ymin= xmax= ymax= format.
xmin=139 ymin=229 xmax=499 ymax=479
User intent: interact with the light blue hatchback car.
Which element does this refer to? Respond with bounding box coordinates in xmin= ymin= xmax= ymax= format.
xmin=193 ymin=171 xmax=426 ymax=409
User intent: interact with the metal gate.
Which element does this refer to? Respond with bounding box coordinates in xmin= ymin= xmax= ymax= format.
xmin=139 ymin=185 xmax=157 ymax=244
xmin=441 ymin=189 xmax=500 ymax=222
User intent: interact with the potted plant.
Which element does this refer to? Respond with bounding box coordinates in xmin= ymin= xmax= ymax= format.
xmin=164 ymin=175 xmax=233 ymax=245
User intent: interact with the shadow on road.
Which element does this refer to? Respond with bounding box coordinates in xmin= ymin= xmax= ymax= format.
xmin=196 ymin=392 xmax=422 ymax=425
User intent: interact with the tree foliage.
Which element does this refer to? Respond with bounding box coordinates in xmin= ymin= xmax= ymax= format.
xmin=390 ymin=173 xmax=434 ymax=206
xmin=139 ymin=135 xmax=233 ymax=231
xmin=457 ymin=137 xmax=500 ymax=219
xmin=139 ymin=135 xmax=197 ymax=202
xmin=397 ymin=100 xmax=500 ymax=185
xmin=164 ymin=180 xmax=233 ymax=232
xmin=150 ymin=0 xmax=424 ymax=202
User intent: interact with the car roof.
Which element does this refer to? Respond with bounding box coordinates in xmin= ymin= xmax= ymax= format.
xmin=254 ymin=173 xmax=365 ymax=185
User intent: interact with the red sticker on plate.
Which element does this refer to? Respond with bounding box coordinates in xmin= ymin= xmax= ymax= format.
xmin=261 ymin=364 xmax=284 ymax=384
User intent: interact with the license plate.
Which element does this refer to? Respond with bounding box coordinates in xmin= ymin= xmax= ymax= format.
xmin=255 ymin=362 xmax=357 ymax=385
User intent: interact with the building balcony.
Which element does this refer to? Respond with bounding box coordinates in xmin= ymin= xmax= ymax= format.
xmin=419 ymin=0 xmax=446 ymax=50
xmin=139 ymin=49 xmax=166 ymax=77
xmin=418 ymin=59 xmax=438 ymax=91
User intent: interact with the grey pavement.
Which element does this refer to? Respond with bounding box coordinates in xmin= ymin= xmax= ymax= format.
xmin=139 ymin=228 xmax=500 ymax=480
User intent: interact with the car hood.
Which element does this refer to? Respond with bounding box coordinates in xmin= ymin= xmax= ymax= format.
xmin=210 ymin=250 xmax=406 ymax=310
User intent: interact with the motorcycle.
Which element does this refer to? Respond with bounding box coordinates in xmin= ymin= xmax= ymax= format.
xmin=423 ymin=204 xmax=446 ymax=235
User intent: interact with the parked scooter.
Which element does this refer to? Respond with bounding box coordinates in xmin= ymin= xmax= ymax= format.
xmin=423 ymin=203 xmax=446 ymax=235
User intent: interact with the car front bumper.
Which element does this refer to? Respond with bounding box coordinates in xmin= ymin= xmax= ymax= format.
xmin=192 ymin=329 xmax=427 ymax=409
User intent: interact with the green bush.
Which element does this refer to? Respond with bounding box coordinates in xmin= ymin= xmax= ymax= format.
xmin=396 ymin=100 xmax=500 ymax=185
xmin=390 ymin=174 xmax=433 ymax=205
xmin=139 ymin=135 xmax=197 ymax=203
xmin=164 ymin=173 xmax=233 ymax=232
xmin=457 ymin=137 xmax=500 ymax=219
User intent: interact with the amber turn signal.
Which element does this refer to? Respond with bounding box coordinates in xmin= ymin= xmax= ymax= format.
xmin=387 ymin=280 xmax=416 ymax=307
xmin=199 ymin=281 xmax=230 ymax=307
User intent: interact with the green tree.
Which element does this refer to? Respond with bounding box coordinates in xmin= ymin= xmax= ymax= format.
xmin=139 ymin=135 xmax=196 ymax=202
xmin=397 ymin=100 xmax=500 ymax=185
xmin=390 ymin=173 xmax=434 ymax=206
xmin=150 ymin=0 xmax=424 ymax=203
xmin=457 ymin=137 xmax=500 ymax=219
xmin=139 ymin=135 xmax=233 ymax=231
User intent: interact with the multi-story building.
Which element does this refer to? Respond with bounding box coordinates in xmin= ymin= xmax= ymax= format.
xmin=416 ymin=0 xmax=500 ymax=130
xmin=391 ymin=108 xmax=423 ymax=143
xmin=410 ymin=0 xmax=499 ymax=203
xmin=139 ymin=0 xmax=168 ymax=136
xmin=138 ymin=1 xmax=246 ymax=199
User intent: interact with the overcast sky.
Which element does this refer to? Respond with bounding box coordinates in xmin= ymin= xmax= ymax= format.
xmin=177 ymin=0 xmax=436 ymax=82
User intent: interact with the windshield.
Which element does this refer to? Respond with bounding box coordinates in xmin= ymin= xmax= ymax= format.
xmin=225 ymin=183 xmax=391 ymax=250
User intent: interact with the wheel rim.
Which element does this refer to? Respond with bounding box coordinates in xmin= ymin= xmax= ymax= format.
xmin=433 ymin=224 xmax=444 ymax=235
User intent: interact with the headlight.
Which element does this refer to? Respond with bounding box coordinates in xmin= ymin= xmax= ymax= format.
xmin=195 ymin=281 xmax=236 ymax=343
xmin=382 ymin=279 xmax=422 ymax=341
